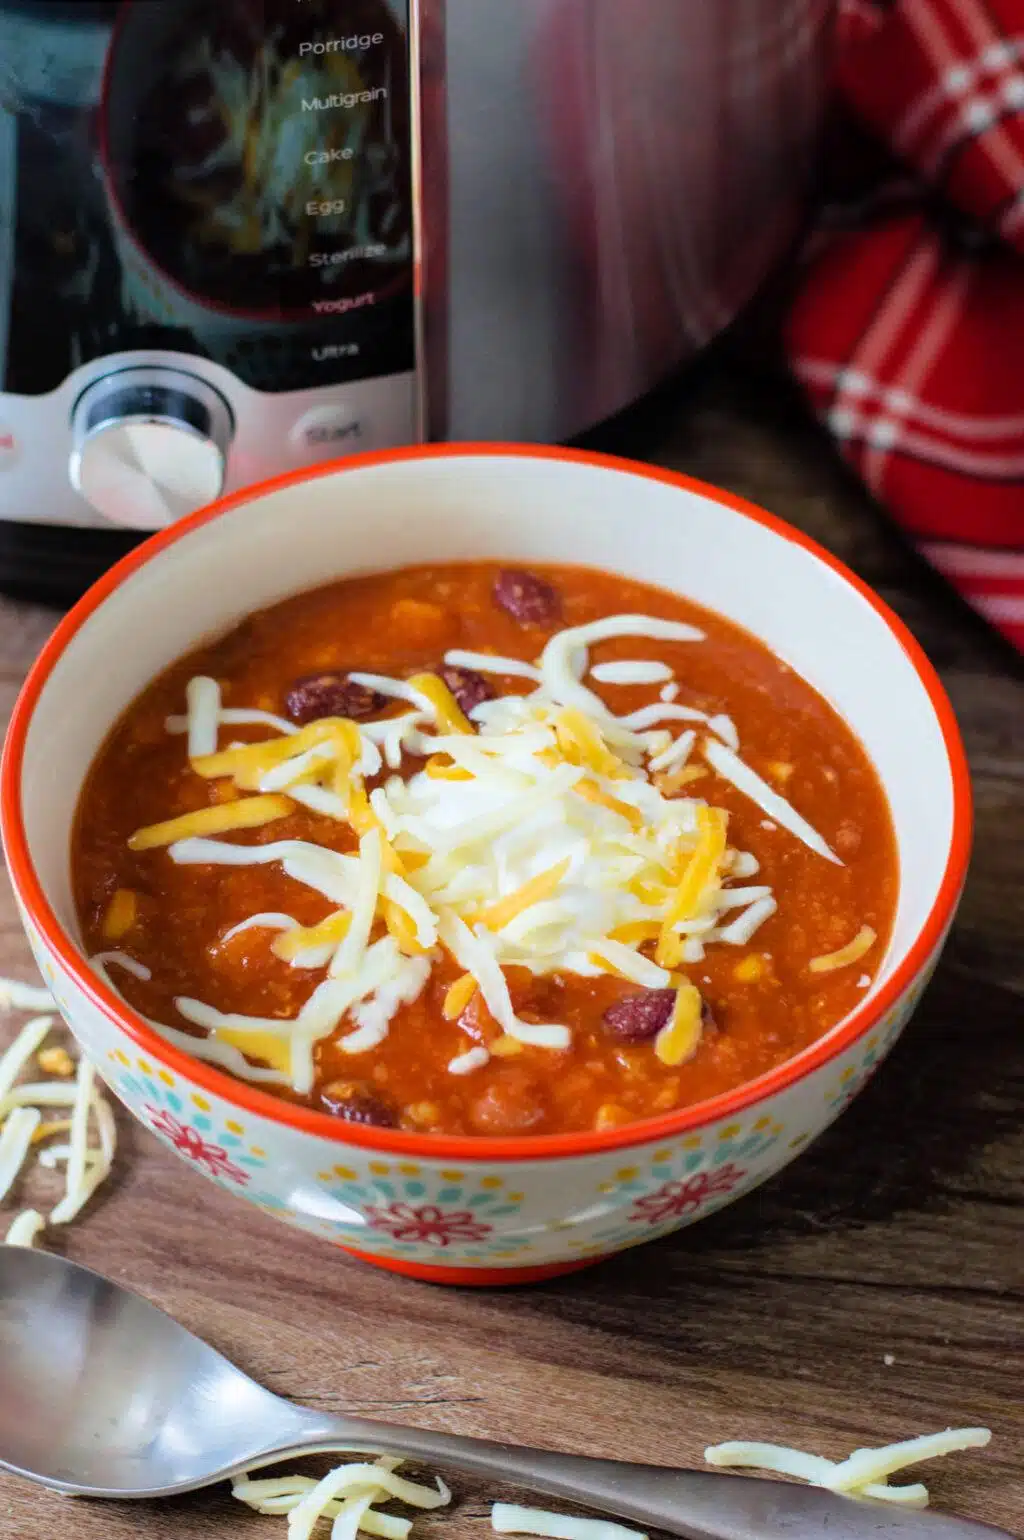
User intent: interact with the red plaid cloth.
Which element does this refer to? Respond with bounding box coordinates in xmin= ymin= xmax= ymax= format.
xmin=787 ymin=0 xmax=1024 ymax=651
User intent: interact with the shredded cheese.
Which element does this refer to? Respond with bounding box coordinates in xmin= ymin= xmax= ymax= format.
xmin=185 ymin=675 xmax=222 ymax=759
xmin=0 ymin=980 xmax=55 ymax=1013
xmin=128 ymin=794 xmax=293 ymax=850
xmin=492 ymin=1507 xmax=646 ymax=1540
xmin=703 ymin=738 xmax=839 ymax=864
xmin=655 ymin=982 xmax=703 ymax=1066
xmin=4 ymin=1207 xmax=44 ymax=1247
xmin=444 ymin=648 xmax=544 ymax=683
xmin=230 ymin=1422 xmax=992 ymax=1540
xmin=590 ymin=660 xmax=673 ymax=686
xmin=809 ymin=924 xmax=877 ymax=974
xmin=222 ymin=912 xmax=299 ymax=943
xmin=98 ymin=609 xmax=859 ymax=1088
xmin=0 ymin=978 xmax=116 ymax=1245
xmin=706 ymin=1426 xmax=992 ymax=1508
xmin=448 ymin=1046 xmax=491 ymax=1075
xmin=0 ymin=1016 xmax=55 ymax=1104
xmin=0 ymin=1107 xmax=41 ymax=1201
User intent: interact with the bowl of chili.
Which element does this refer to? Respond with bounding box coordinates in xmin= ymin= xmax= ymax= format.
xmin=0 ymin=446 xmax=972 ymax=1284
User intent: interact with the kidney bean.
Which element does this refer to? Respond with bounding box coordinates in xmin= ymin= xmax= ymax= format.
xmin=470 ymin=1069 xmax=548 ymax=1134
xmin=285 ymin=672 xmax=385 ymax=725
xmin=319 ymin=1081 xmax=397 ymax=1127
xmin=440 ymin=664 xmax=494 ymax=715
xmin=492 ymin=568 xmax=561 ymax=626
xmin=603 ymin=988 xmax=677 ymax=1042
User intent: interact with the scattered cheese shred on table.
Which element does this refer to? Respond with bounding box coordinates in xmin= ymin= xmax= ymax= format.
xmin=231 ymin=1456 xmax=449 ymax=1538
xmin=229 ymin=1425 xmax=991 ymax=1540
xmin=0 ymin=975 xmax=117 ymax=1248
xmin=492 ymin=1504 xmax=646 ymax=1540
xmin=705 ymin=1426 xmax=992 ymax=1509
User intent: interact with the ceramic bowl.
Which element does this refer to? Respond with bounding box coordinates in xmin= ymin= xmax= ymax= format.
xmin=0 ymin=446 xmax=971 ymax=1285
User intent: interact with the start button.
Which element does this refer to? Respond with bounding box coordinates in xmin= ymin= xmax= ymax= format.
xmin=290 ymin=404 xmax=362 ymax=454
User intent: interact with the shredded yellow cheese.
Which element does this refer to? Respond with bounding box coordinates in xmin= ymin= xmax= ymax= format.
xmin=215 ymin=1028 xmax=293 ymax=1076
xmin=656 ymin=806 xmax=728 ymax=967
xmin=425 ymin=755 xmax=474 ymax=781
xmin=573 ymin=779 xmax=643 ymax=830
xmin=471 ymin=858 xmax=571 ymax=931
xmin=809 ymin=924 xmax=877 ymax=974
xmin=273 ymin=911 xmax=349 ymax=961
xmin=554 ymin=708 xmax=627 ymax=779
xmin=407 ymin=673 xmax=473 ymax=734
xmin=128 ymin=795 xmax=293 ymax=851
xmin=655 ymin=982 xmax=704 ymax=1066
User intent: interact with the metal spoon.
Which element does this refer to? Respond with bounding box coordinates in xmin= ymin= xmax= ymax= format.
xmin=0 ymin=1249 xmax=1008 ymax=1540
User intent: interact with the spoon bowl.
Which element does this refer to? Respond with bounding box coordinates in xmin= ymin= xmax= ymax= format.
xmin=0 ymin=1248 xmax=1008 ymax=1540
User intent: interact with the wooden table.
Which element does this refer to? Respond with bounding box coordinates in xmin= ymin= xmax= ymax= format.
xmin=1 ymin=358 xmax=1022 ymax=1539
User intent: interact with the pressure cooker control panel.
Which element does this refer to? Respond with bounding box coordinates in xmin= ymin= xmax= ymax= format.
xmin=0 ymin=0 xmax=421 ymax=530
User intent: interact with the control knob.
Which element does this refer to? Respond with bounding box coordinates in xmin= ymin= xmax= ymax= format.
xmin=70 ymin=369 xmax=234 ymax=529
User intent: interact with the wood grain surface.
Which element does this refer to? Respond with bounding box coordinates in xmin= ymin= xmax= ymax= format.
xmin=0 ymin=358 xmax=1021 ymax=1538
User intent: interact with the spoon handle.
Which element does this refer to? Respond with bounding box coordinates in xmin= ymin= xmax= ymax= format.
xmin=261 ymin=1414 xmax=1010 ymax=1540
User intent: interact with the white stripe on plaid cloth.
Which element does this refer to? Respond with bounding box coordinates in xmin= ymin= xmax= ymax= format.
xmin=797 ymin=359 xmax=1024 ymax=441
xmin=921 ymin=542 xmax=1024 ymax=578
xmin=863 ymin=258 xmax=969 ymax=494
xmin=896 ymin=36 xmax=1024 ymax=154
xmin=900 ymin=0 xmax=1024 ymax=184
xmin=971 ymin=592 xmax=1024 ymax=624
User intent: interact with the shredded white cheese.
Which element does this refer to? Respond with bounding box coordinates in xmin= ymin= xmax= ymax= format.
xmin=222 ymin=912 xmax=299 ymax=942
xmin=590 ymin=660 xmax=673 ymax=686
xmin=444 ymin=649 xmax=544 ymax=683
xmin=0 ymin=978 xmax=116 ymax=1244
xmin=703 ymin=738 xmax=839 ymax=864
xmin=448 ymin=1046 xmax=491 ymax=1075
xmin=492 ymin=1506 xmax=646 ymax=1540
xmin=4 ymin=1207 xmax=44 ymax=1247
xmin=705 ymin=1426 xmax=992 ymax=1508
xmin=239 ymin=1458 xmax=450 ymax=1540
xmin=185 ymin=675 xmax=221 ymax=759
xmin=0 ymin=1106 xmax=42 ymax=1202
xmin=0 ymin=980 xmax=55 ymax=1013
xmin=229 ymin=1424 xmax=992 ymax=1540
xmin=0 ymin=1016 xmax=54 ymax=1104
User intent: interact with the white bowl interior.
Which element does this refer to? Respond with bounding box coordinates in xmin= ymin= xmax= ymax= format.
xmin=18 ymin=453 xmax=955 ymax=1025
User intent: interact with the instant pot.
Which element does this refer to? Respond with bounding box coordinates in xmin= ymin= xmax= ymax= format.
xmin=0 ymin=0 xmax=831 ymax=595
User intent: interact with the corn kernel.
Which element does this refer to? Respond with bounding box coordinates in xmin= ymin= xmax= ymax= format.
xmin=595 ymin=1103 xmax=629 ymax=1130
xmin=489 ymin=1036 xmax=523 ymax=1058
xmin=406 ymin=1101 xmax=442 ymax=1127
xmin=442 ymin=974 xmax=477 ymax=1020
xmin=102 ymin=888 xmax=137 ymax=940
xmin=734 ymin=953 xmax=765 ymax=983
xmin=37 ymin=1045 xmax=75 ymax=1077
